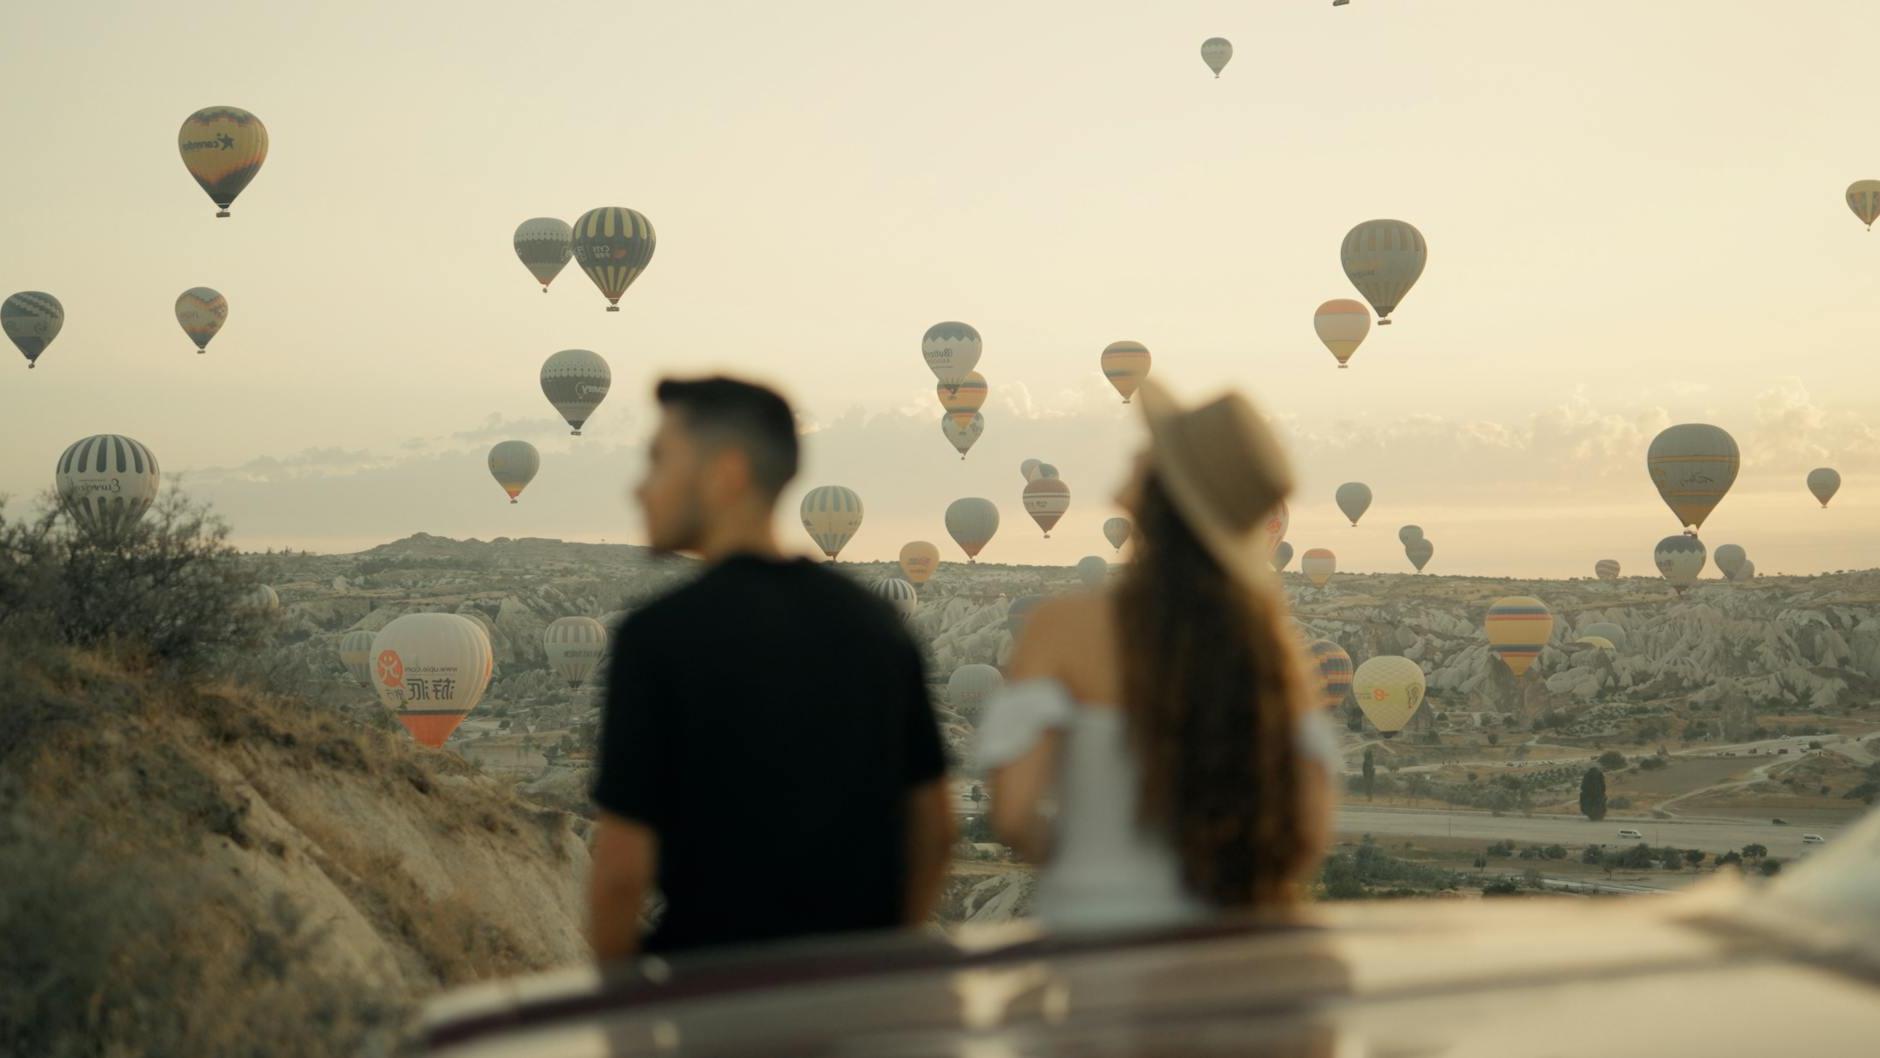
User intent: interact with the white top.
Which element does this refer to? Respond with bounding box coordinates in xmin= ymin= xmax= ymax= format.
xmin=976 ymin=679 xmax=1339 ymax=933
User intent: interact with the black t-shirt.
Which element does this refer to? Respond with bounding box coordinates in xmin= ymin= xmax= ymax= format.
xmin=592 ymin=555 xmax=947 ymax=955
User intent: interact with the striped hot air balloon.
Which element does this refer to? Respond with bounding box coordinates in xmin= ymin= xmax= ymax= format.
xmin=1272 ymin=540 xmax=1295 ymax=572
xmin=178 ymin=107 xmax=268 ymax=217
xmin=1313 ymin=299 xmax=1370 ymax=368
xmin=1647 ymin=424 xmax=1739 ymax=531
xmin=3 ymin=291 xmax=63 ymax=368
xmin=1654 ymin=534 xmax=1706 ymax=590
xmin=1848 ymin=180 xmax=1880 ymax=230
xmin=946 ymin=498 xmax=999 ymax=562
xmin=899 ymin=541 xmax=940 ymax=584
xmin=1484 ymin=596 xmax=1554 ymax=678
xmin=174 ymin=287 xmax=227 ymax=354
xmin=1302 ymin=548 xmax=1336 ymax=587
xmin=1023 ymin=477 xmax=1071 ymax=538
xmin=541 ymin=349 xmax=611 ymax=435
xmin=1807 ymin=467 xmax=1841 ymax=508
xmin=922 ymin=321 xmax=982 ymax=392
xmin=938 ymin=372 xmax=988 ymax=429
xmin=1100 ymin=341 xmax=1152 ymax=403
xmin=488 ymin=441 xmax=540 ymax=503
xmin=370 ymin=614 xmax=493 ymax=748
xmin=570 ymin=207 xmax=656 ymax=311
xmin=942 ymin=411 xmax=985 ymax=458
xmin=55 ymin=434 xmax=161 ymax=537
xmin=544 ymin=616 xmax=608 ymax=687
xmin=513 ymin=217 xmax=574 ymax=291
xmin=1103 ymin=517 xmax=1132 ymax=552
xmin=948 ymin=664 xmax=1004 ymax=721
xmin=1595 ymin=559 xmax=1621 ymax=581
xmin=339 ymin=629 xmax=376 ymax=688
xmin=801 ymin=486 xmax=864 ymax=560
xmin=1305 ymin=639 xmax=1353 ymax=711
xmin=871 ymin=577 xmax=919 ymax=619
xmin=1340 ymin=220 xmax=1426 ymax=325
xmin=1352 ymin=656 xmax=1425 ymax=736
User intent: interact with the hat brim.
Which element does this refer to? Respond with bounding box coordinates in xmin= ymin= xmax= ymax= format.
xmin=1137 ymin=378 xmax=1284 ymax=592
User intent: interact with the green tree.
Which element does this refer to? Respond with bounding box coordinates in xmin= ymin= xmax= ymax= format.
xmin=1684 ymin=849 xmax=1706 ymax=868
xmin=1579 ymin=767 xmax=1608 ymax=821
xmin=1361 ymin=748 xmax=1376 ymax=801
xmin=1597 ymin=750 xmax=1627 ymax=770
xmin=1743 ymin=843 xmax=1768 ymax=861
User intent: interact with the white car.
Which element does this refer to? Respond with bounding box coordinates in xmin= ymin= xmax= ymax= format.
xmin=1802 ymin=834 xmax=1826 ymax=845
xmin=1617 ymin=828 xmax=1644 ymax=840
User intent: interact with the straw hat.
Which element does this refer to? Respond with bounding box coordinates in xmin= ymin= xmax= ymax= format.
xmin=1137 ymin=378 xmax=1294 ymax=587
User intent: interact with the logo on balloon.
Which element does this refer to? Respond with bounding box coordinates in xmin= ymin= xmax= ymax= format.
xmin=375 ymin=649 xmax=405 ymax=689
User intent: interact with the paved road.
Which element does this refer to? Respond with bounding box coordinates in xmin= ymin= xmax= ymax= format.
xmin=1334 ymin=805 xmax=1840 ymax=857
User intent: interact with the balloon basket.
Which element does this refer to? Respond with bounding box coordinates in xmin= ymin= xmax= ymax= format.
xmin=216 ymin=210 xmax=230 ymax=218
xmin=1338 ymin=364 xmax=1348 ymax=370
xmin=606 ymin=305 xmax=620 ymax=313
xmin=1377 ymin=319 xmax=1392 ymax=326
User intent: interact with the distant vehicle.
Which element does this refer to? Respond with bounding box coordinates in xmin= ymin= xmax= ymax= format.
xmin=1802 ymin=834 xmax=1826 ymax=845
xmin=1773 ymin=819 xmax=1789 ymax=826
xmin=1617 ymin=828 xmax=1643 ymax=839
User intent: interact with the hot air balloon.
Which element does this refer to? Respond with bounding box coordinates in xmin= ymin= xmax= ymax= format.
xmin=1076 ymin=556 xmax=1108 ymax=589
xmin=1335 ymin=483 xmax=1372 ymax=526
xmin=514 ymin=218 xmax=574 ymax=292
xmin=3 ymin=291 xmax=63 ymax=368
xmin=1023 ymin=477 xmax=1071 ymax=538
xmin=1200 ymin=37 xmax=1233 ymax=77
xmin=1264 ymin=500 xmax=1290 ymax=558
xmin=800 ymin=486 xmax=864 ymax=560
xmin=173 ymin=288 xmax=227 ymax=354
xmin=899 ymin=541 xmax=940 ymax=584
xmin=1352 ymin=656 xmax=1425 ymax=737
xmin=942 ymin=412 xmax=985 ymax=458
xmin=1341 ymin=220 xmax=1426 ymax=325
xmin=541 ymin=349 xmax=611 ymax=436
xmin=922 ymin=321 xmax=982 ymax=393
xmin=1302 ymin=548 xmax=1336 ymax=587
xmin=1100 ymin=341 xmax=1152 ymax=403
xmin=544 ymin=616 xmax=608 ymax=687
xmin=55 ymin=435 xmax=160 ymax=537
xmin=938 ymin=371 xmax=988 ymax=428
xmin=1574 ymin=636 xmax=1616 ymax=652
xmin=570 ymin=207 xmax=656 ymax=311
xmin=1647 ymin=424 xmax=1739 ymax=531
xmin=1273 ymin=541 xmax=1295 ymax=572
xmin=1484 ymin=596 xmax=1554 ymax=678
xmin=488 ymin=441 xmax=540 ymax=503
xmin=1005 ymin=595 xmax=1044 ymax=636
xmin=369 ymin=613 xmax=494 ymax=748
xmin=1103 ymin=517 xmax=1132 ymax=553
xmin=178 ymin=107 xmax=267 ymax=217
xmin=1405 ymin=538 xmax=1433 ymax=572
xmin=1807 ymin=467 xmax=1841 ymax=508
xmin=871 ymin=578 xmax=919 ymax=619
xmin=1020 ymin=458 xmax=1044 ymax=482
xmin=339 ymin=629 xmax=376 ymax=688
xmin=1595 ymin=559 xmax=1621 ymax=581
xmin=1305 ymin=639 xmax=1353 ymax=711
xmin=1037 ymin=463 xmax=1060 ymax=480
xmin=245 ymin=584 xmax=280 ymax=615
xmin=1733 ymin=559 xmax=1756 ymax=582
xmin=1713 ymin=544 xmax=1747 ymax=581
xmin=1580 ymin=622 xmax=1627 ymax=650
xmin=1848 ymin=180 xmax=1880 ymax=231
xmin=1397 ymin=525 xmax=1423 ymax=546
xmin=1313 ymin=299 xmax=1370 ymax=368
xmin=1654 ymin=534 xmax=1706 ymax=590
xmin=948 ymin=664 xmax=1004 ymax=720
xmin=946 ymin=498 xmax=999 ymax=562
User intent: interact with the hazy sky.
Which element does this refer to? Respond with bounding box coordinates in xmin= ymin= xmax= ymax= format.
xmin=3 ymin=2 xmax=1878 ymax=577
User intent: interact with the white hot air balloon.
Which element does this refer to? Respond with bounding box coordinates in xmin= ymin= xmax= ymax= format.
xmin=942 ymin=411 xmax=985 ymax=459
xmin=1654 ymin=534 xmax=1707 ymax=591
xmin=948 ymin=664 xmax=1004 ymax=721
xmin=544 ymin=616 xmax=608 ymax=687
xmin=922 ymin=321 xmax=982 ymax=392
xmin=801 ymin=486 xmax=864 ymax=560
xmin=55 ymin=434 xmax=161 ymax=537
xmin=541 ymin=349 xmax=611 ymax=436
xmin=369 ymin=613 xmax=494 ymax=748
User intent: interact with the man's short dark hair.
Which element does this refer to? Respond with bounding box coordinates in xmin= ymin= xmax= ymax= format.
xmin=655 ymin=377 xmax=800 ymax=497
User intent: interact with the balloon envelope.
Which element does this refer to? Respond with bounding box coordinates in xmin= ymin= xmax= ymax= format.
xmin=1713 ymin=544 xmax=1747 ymax=580
xmin=1807 ymin=467 xmax=1841 ymax=508
xmin=1340 ymin=220 xmax=1426 ymax=324
xmin=369 ymin=614 xmax=493 ymax=748
xmin=1398 ymin=525 xmax=1423 ymax=546
xmin=1272 ymin=540 xmax=1295 ymax=572
xmin=1733 ymin=559 xmax=1756 ymax=582
xmin=1020 ymin=458 xmax=1044 ymax=482
xmin=1103 ymin=517 xmax=1132 ymax=552
xmin=1265 ymin=501 xmax=1290 ymax=558
xmin=1335 ymin=483 xmax=1372 ymax=526
xmin=1313 ymin=299 xmax=1370 ymax=367
xmin=800 ymin=486 xmax=864 ymax=559
xmin=544 ymin=616 xmax=607 ymax=687
xmin=899 ymin=541 xmax=940 ymax=584
xmin=1200 ymin=37 xmax=1233 ymax=76
xmin=1305 ymin=639 xmax=1353 ymax=711
xmin=488 ymin=441 xmax=540 ymax=503
xmin=55 ymin=434 xmax=160 ymax=537
xmin=1484 ymin=596 xmax=1554 ymax=678
xmin=541 ymin=349 xmax=611 ymax=436
xmin=938 ymin=372 xmax=988 ymax=427
xmin=948 ymin=664 xmax=1004 ymax=720
xmin=1595 ymin=559 xmax=1621 ymax=581
xmin=946 ymin=498 xmax=999 ymax=561
xmin=178 ymin=107 xmax=267 ymax=216
xmin=870 ymin=578 xmax=919 ymax=619
xmin=3 ymin=291 xmax=63 ymax=367
xmin=922 ymin=322 xmax=982 ymax=390
xmin=1654 ymin=534 xmax=1707 ymax=588
xmin=1353 ymin=656 xmax=1425 ymax=735
xmin=339 ymin=629 xmax=376 ymax=688
xmin=1023 ymin=477 xmax=1071 ymax=537
xmin=1647 ymin=424 xmax=1739 ymax=530
xmin=1848 ymin=180 xmax=1880 ymax=230
xmin=514 ymin=217 xmax=574 ymax=291
xmin=570 ymin=207 xmax=656 ymax=310
xmin=174 ymin=288 xmax=227 ymax=353
xmin=1100 ymin=341 xmax=1152 ymax=403
xmin=1580 ymin=622 xmax=1627 ymax=650
xmin=1302 ymin=548 xmax=1336 ymax=587
xmin=1076 ymin=556 xmax=1108 ymax=589
xmin=1405 ymin=538 xmax=1434 ymax=572
xmin=942 ymin=411 xmax=985 ymax=457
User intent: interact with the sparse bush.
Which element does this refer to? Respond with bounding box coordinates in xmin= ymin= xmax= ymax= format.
xmin=1759 ymin=859 xmax=1782 ymax=877
xmin=1481 ymin=877 xmax=1521 ymax=897
xmin=1638 ymin=756 xmax=1668 ymax=771
xmin=1597 ymin=750 xmax=1627 ymax=770
xmin=1543 ymin=844 xmax=1567 ymax=860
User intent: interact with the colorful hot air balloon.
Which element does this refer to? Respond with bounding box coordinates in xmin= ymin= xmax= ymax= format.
xmin=1076 ymin=556 xmax=1108 ymax=589
xmin=1713 ymin=544 xmax=1747 ymax=581
xmin=899 ymin=541 xmax=940 ymax=584
xmin=514 ymin=218 xmax=574 ymax=292
xmin=1647 ymin=424 xmax=1739 ymax=531
xmin=938 ymin=371 xmax=988 ymax=428
xmin=1273 ymin=540 xmax=1295 ymax=572
xmin=1654 ymin=534 xmax=1706 ymax=590
xmin=1100 ymin=341 xmax=1152 ymax=403
xmin=1848 ymin=180 xmax=1880 ymax=231
xmin=488 ymin=441 xmax=540 ymax=503
xmin=923 ymin=321 xmax=983 ymax=392
xmin=370 ymin=613 xmax=493 ymax=748
xmin=1484 ymin=596 xmax=1554 ymax=678
xmin=1397 ymin=525 xmax=1423 ymax=546
xmin=948 ymin=664 xmax=1004 ymax=720
xmin=1305 ymin=639 xmax=1353 ymax=711
xmin=1807 ymin=467 xmax=1841 ymax=508
xmin=1265 ymin=501 xmax=1290 ymax=558
xmin=178 ymin=107 xmax=268 ymax=217
xmin=1020 ymin=458 xmax=1044 ymax=482
xmin=339 ymin=629 xmax=376 ymax=688
xmin=946 ymin=498 xmax=999 ymax=562
xmin=1595 ymin=559 xmax=1621 ymax=581
xmin=570 ymin=207 xmax=656 ymax=311
xmin=1574 ymin=636 xmax=1616 ymax=652
xmin=1200 ymin=37 xmax=1233 ymax=77
xmin=1340 ymin=220 xmax=1426 ymax=325
xmin=871 ymin=578 xmax=919 ymax=619
xmin=1580 ymin=621 xmax=1627 ymax=650
xmin=1302 ymin=548 xmax=1336 ymax=587
xmin=541 ymin=349 xmax=611 ymax=436
xmin=544 ymin=616 xmax=607 ymax=687
xmin=3 ymin=291 xmax=63 ymax=368
xmin=1335 ymin=483 xmax=1372 ymax=526
xmin=1023 ymin=477 xmax=1071 ymax=538
xmin=1352 ymin=656 xmax=1425 ymax=736
xmin=1313 ymin=299 xmax=1370 ymax=368
xmin=174 ymin=287 xmax=227 ymax=354
xmin=1405 ymin=538 xmax=1433 ymax=572
xmin=943 ymin=411 xmax=985 ymax=458
xmin=800 ymin=486 xmax=864 ymax=560
xmin=1103 ymin=516 xmax=1132 ymax=553
xmin=55 ymin=435 xmax=160 ymax=537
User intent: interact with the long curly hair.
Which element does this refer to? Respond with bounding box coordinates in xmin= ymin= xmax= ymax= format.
xmin=1114 ymin=472 xmax=1317 ymax=908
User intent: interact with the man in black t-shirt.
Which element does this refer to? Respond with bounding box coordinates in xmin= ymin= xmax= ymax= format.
xmin=589 ymin=377 xmax=953 ymax=960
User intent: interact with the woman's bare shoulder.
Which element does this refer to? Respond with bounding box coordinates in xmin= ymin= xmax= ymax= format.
xmin=1009 ymin=592 xmax=1118 ymax=691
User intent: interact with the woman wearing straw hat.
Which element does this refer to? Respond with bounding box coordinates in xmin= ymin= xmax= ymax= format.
xmin=977 ymin=379 xmax=1334 ymax=930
